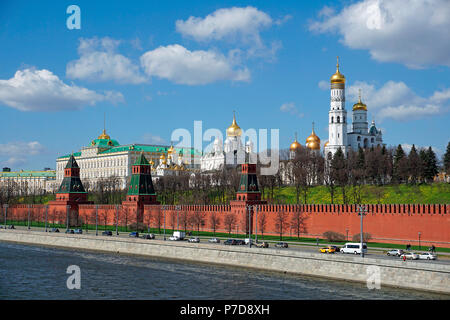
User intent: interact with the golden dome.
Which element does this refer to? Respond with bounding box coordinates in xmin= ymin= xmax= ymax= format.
xmin=324 ymin=141 xmax=329 ymax=148
xmin=290 ymin=133 xmax=302 ymax=151
xmin=160 ymin=153 xmax=166 ymax=160
xmin=226 ymin=112 xmax=242 ymax=137
xmin=98 ymin=129 xmax=111 ymax=140
xmin=168 ymin=145 xmax=174 ymax=154
xmin=330 ymin=56 xmax=345 ymax=84
xmin=306 ymin=123 xmax=320 ymax=150
xmin=353 ymin=89 xmax=367 ymax=111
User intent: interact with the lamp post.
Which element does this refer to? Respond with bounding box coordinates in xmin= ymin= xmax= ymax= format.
xmin=3 ymin=204 xmax=8 ymax=230
xmin=358 ymin=205 xmax=367 ymax=258
xmin=66 ymin=205 xmax=71 ymax=232
xmin=27 ymin=205 xmax=31 ymax=230
xmin=95 ymin=205 xmax=98 ymax=236
xmin=255 ymin=205 xmax=258 ymax=244
xmin=45 ymin=205 xmax=48 ymax=232
xmin=418 ymin=232 xmax=421 ymax=250
xmin=115 ymin=205 xmax=119 ymax=236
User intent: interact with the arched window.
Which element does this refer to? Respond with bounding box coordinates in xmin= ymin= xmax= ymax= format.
xmin=337 ymin=116 xmax=340 ymax=123
xmin=357 ymin=136 xmax=361 ymax=141
xmin=331 ymin=117 xmax=334 ymax=123
xmin=343 ymin=116 xmax=345 ymax=123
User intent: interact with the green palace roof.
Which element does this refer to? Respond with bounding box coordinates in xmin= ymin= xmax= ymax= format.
xmin=0 ymin=170 xmax=56 ymax=178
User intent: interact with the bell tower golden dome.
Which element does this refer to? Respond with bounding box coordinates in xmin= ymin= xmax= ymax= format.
xmin=352 ymin=89 xmax=367 ymax=111
xmin=226 ymin=111 xmax=242 ymax=137
xmin=290 ymin=132 xmax=302 ymax=151
xmin=330 ymin=56 xmax=345 ymax=84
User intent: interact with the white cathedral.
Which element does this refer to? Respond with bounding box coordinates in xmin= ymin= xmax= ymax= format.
xmin=289 ymin=57 xmax=384 ymax=159
xmin=201 ymin=113 xmax=254 ymax=172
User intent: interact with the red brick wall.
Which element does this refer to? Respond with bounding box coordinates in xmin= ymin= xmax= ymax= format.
xmin=4 ymin=203 xmax=449 ymax=247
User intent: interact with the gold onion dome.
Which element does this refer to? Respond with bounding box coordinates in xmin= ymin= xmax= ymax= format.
xmin=306 ymin=123 xmax=320 ymax=150
xmin=160 ymin=153 xmax=166 ymax=160
xmin=226 ymin=112 xmax=242 ymax=137
xmin=353 ymin=89 xmax=367 ymax=111
xmin=330 ymin=56 xmax=345 ymax=84
xmin=168 ymin=145 xmax=174 ymax=154
xmin=290 ymin=133 xmax=302 ymax=151
xmin=324 ymin=141 xmax=329 ymax=148
xmin=98 ymin=129 xmax=111 ymax=140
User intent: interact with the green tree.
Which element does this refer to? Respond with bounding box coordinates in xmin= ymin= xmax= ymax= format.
xmin=423 ymin=147 xmax=438 ymax=183
xmin=443 ymin=141 xmax=450 ymax=174
xmin=393 ymin=145 xmax=408 ymax=183
xmin=407 ymin=144 xmax=422 ymax=184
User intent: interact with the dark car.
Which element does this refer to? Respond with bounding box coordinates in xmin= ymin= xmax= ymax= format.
xmin=235 ymin=240 xmax=246 ymax=245
xmin=224 ymin=239 xmax=237 ymax=245
xmin=74 ymin=229 xmax=83 ymax=234
xmin=49 ymin=228 xmax=60 ymax=233
xmin=129 ymin=232 xmax=139 ymax=237
xmin=330 ymin=245 xmax=340 ymax=252
xmin=102 ymin=230 xmax=113 ymax=236
xmin=143 ymin=233 xmax=155 ymax=239
xmin=65 ymin=229 xmax=75 ymax=234
xmin=275 ymin=242 xmax=288 ymax=248
xmin=8 ymin=225 xmax=15 ymax=229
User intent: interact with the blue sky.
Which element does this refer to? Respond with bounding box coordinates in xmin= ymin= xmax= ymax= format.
xmin=0 ymin=0 xmax=449 ymax=170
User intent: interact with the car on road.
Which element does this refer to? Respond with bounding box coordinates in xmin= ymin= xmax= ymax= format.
xmin=275 ymin=242 xmax=289 ymax=248
xmin=208 ymin=238 xmax=220 ymax=243
xmin=319 ymin=246 xmax=336 ymax=254
xmin=49 ymin=228 xmax=59 ymax=233
xmin=387 ymin=249 xmax=404 ymax=257
xmin=329 ymin=245 xmax=340 ymax=252
xmin=8 ymin=225 xmax=15 ymax=229
xmin=65 ymin=229 xmax=75 ymax=234
xmin=188 ymin=237 xmax=200 ymax=243
xmin=235 ymin=240 xmax=246 ymax=245
xmin=102 ymin=230 xmax=113 ymax=236
xmin=400 ymin=252 xmax=419 ymax=260
xmin=255 ymin=241 xmax=269 ymax=248
xmin=418 ymin=252 xmax=437 ymax=260
xmin=169 ymin=235 xmax=181 ymax=241
xmin=74 ymin=229 xmax=83 ymax=234
xmin=224 ymin=239 xmax=237 ymax=245
xmin=129 ymin=232 xmax=139 ymax=238
xmin=142 ymin=233 xmax=155 ymax=239
xmin=340 ymin=243 xmax=367 ymax=255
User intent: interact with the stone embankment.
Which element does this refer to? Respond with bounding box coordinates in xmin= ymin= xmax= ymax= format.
xmin=1 ymin=230 xmax=449 ymax=294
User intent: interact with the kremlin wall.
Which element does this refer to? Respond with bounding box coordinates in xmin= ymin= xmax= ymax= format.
xmin=3 ymin=154 xmax=450 ymax=248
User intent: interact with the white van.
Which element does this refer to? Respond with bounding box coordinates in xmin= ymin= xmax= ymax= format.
xmin=340 ymin=243 xmax=368 ymax=255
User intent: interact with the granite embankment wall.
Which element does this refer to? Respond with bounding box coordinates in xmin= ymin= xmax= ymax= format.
xmin=0 ymin=229 xmax=449 ymax=294
xmin=4 ymin=203 xmax=450 ymax=247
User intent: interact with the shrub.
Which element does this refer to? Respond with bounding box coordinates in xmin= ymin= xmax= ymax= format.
xmin=127 ymin=222 xmax=148 ymax=232
xmin=323 ymin=231 xmax=346 ymax=242
xmin=352 ymin=233 xmax=372 ymax=242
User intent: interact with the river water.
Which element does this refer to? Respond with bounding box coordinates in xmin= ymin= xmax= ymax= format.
xmin=0 ymin=241 xmax=447 ymax=300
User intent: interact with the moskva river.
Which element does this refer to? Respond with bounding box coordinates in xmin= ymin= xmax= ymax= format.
xmin=0 ymin=242 xmax=447 ymax=300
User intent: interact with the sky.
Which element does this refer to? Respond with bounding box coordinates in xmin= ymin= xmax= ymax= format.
xmin=0 ymin=0 xmax=449 ymax=170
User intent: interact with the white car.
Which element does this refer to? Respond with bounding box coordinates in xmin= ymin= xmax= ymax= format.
xmin=188 ymin=237 xmax=200 ymax=243
xmin=387 ymin=249 xmax=404 ymax=257
xmin=400 ymin=252 xmax=419 ymax=260
xmin=169 ymin=236 xmax=180 ymax=241
xmin=340 ymin=243 xmax=368 ymax=255
xmin=418 ymin=252 xmax=437 ymax=260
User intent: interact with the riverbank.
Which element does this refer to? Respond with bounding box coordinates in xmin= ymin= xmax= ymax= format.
xmin=0 ymin=230 xmax=449 ymax=295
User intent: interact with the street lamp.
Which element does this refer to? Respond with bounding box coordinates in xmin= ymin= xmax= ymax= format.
xmin=115 ymin=205 xmax=119 ymax=236
xmin=95 ymin=205 xmax=98 ymax=236
xmin=66 ymin=205 xmax=71 ymax=232
xmin=418 ymin=232 xmax=421 ymax=250
xmin=246 ymin=205 xmax=253 ymax=248
xmin=3 ymin=204 xmax=8 ymax=230
xmin=45 ymin=205 xmax=48 ymax=232
xmin=358 ymin=205 xmax=367 ymax=258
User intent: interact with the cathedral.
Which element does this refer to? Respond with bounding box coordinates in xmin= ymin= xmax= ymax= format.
xmin=201 ymin=112 xmax=254 ymax=172
xmin=289 ymin=57 xmax=384 ymax=160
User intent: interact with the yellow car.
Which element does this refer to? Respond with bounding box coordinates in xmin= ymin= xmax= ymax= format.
xmin=319 ymin=246 xmax=336 ymax=254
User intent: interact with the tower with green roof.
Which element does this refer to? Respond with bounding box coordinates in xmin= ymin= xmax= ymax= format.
xmin=122 ymin=153 xmax=158 ymax=224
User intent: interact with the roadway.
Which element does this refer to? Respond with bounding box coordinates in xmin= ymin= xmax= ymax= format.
xmin=3 ymin=224 xmax=450 ymax=266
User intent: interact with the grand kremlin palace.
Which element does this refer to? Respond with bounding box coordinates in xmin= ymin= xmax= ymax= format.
xmin=55 ymin=129 xmax=201 ymax=189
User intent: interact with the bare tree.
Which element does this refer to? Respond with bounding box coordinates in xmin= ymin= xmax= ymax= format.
xmin=290 ymin=206 xmax=307 ymax=239
xmin=275 ymin=207 xmax=290 ymax=240
xmin=223 ymin=213 xmax=237 ymax=235
xmin=209 ymin=211 xmax=221 ymax=236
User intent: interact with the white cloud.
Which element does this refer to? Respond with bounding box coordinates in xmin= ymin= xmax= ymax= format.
xmin=347 ymin=80 xmax=449 ymax=121
xmin=176 ymin=6 xmax=272 ymax=44
xmin=280 ymin=102 xmax=304 ymax=118
xmin=0 ymin=68 xmax=124 ymax=112
xmin=140 ymin=44 xmax=250 ymax=85
xmin=66 ymin=37 xmax=147 ymax=84
xmin=0 ymin=141 xmax=45 ymax=168
xmin=310 ymin=0 xmax=450 ymax=68
xmin=318 ymin=80 xmax=328 ymax=90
